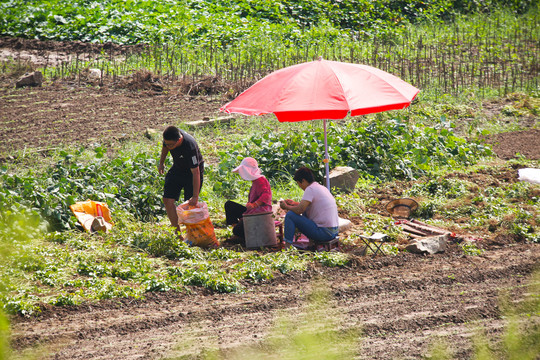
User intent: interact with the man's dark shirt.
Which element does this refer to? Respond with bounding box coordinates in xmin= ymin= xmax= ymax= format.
xmin=169 ymin=130 xmax=203 ymax=173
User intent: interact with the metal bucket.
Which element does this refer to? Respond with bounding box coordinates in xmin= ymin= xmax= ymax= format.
xmin=243 ymin=211 xmax=277 ymax=249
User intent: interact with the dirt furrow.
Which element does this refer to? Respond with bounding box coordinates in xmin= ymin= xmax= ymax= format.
xmin=9 ymin=243 xmax=539 ymax=359
xmin=0 ymin=87 xmax=223 ymax=156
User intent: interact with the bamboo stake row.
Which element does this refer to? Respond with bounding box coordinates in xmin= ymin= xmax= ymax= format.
xmin=2 ymin=19 xmax=538 ymax=96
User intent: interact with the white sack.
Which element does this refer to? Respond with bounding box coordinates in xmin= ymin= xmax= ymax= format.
xmin=176 ymin=201 xmax=210 ymax=224
xmin=518 ymin=168 xmax=540 ymax=185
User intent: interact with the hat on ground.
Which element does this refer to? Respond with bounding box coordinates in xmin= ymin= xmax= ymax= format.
xmin=233 ymin=157 xmax=262 ymax=181
xmin=385 ymin=198 xmax=419 ymax=218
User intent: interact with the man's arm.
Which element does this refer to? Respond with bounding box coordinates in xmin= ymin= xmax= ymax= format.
xmin=280 ymin=199 xmax=310 ymax=215
xmin=158 ymin=145 xmax=168 ymax=175
xmin=188 ymin=166 xmax=200 ymax=206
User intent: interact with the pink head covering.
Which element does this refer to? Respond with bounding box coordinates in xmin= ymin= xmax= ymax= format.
xmin=232 ymin=157 xmax=262 ymax=181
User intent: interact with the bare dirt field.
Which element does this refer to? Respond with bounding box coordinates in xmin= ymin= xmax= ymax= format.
xmin=0 ymin=85 xmax=223 ymax=157
xmin=2 ymin=37 xmax=539 ymax=359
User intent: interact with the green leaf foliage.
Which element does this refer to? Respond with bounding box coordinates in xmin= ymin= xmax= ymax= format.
xmin=0 ymin=150 xmax=164 ymax=231
xmin=0 ymin=0 xmax=535 ymax=45
xmin=214 ymin=119 xmax=492 ymax=187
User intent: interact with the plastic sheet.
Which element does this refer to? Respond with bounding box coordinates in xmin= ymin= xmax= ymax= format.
xmin=518 ymin=168 xmax=540 ymax=185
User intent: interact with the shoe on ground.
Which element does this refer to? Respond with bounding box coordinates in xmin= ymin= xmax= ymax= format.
xmin=224 ymin=235 xmax=244 ymax=244
xmin=293 ymin=242 xmax=310 ymax=250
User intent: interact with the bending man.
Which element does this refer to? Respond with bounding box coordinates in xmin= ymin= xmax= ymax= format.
xmin=158 ymin=125 xmax=204 ymax=237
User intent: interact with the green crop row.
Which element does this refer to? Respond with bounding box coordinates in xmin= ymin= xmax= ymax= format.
xmin=0 ymin=217 xmax=351 ymax=315
xmin=0 ymin=148 xmax=165 ymax=231
xmin=3 ymin=8 xmax=535 ymax=105
xmin=214 ymin=118 xmax=493 ymax=189
xmin=332 ymin=161 xmax=540 ymax=247
xmin=405 ymin=175 xmax=540 ymax=242
xmin=1 ymin=0 xmax=535 ymax=45
xmin=0 ymin=121 xmax=537 ymax=316
xmin=6 ymin=164 xmax=536 ymax=316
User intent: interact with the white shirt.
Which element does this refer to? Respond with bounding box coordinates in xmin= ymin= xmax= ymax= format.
xmin=301 ymin=182 xmax=339 ymax=228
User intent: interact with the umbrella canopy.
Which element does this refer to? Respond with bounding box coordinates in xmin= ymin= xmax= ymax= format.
xmin=220 ymin=58 xmax=420 ymax=189
xmin=221 ymin=58 xmax=419 ymax=122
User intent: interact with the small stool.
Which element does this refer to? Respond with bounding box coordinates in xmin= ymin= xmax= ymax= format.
xmin=310 ymin=237 xmax=340 ymax=252
xmin=360 ymin=232 xmax=388 ymax=256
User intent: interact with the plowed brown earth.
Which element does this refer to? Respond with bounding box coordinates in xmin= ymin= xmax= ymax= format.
xmin=0 ymin=86 xmax=223 ymax=159
xmin=1 ymin=36 xmax=539 ymax=162
xmin=9 ymin=243 xmax=539 ymax=359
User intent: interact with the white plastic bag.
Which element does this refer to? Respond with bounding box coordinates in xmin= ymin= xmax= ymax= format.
xmin=176 ymin=201 xmax=209 ymax=224
xmin=518 ymin=168 xmax=540 ymax=185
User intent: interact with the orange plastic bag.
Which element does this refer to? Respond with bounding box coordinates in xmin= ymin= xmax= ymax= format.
xmin=69 ymin=200 xmax=113 ymax=233
xmin=176 ymin=202 xmax=218 ymax=248
xmin=184 ymin=218 xmax=218 ymax=248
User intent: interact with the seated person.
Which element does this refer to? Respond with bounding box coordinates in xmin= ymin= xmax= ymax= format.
xmin=224 ymin=157 xmax=272 ymax=245
xmin=279 ymin=166 xmax=338 ymax=245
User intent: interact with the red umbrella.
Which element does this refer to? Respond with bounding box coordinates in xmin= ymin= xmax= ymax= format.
xmin=220 ymin=57 xmax=420 ymax=189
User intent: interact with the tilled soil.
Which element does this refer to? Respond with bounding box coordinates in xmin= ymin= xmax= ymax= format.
xmin=0 ymin=86 xmax=223 ymax=159
xmin=485 ymin=128 xmax=540 ymax=160
xmin=1 ymin=85 xmax=540 ymax=163
xmin=10 ymin=242 xmax=539 ymax=359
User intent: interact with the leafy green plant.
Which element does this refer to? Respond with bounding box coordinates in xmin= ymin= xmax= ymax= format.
xmin=460 ymin=242 xmax=484 ymax=256
xmin=0 ymin=149 xmax=165 ymax=231
xmin=264 ymin=250 xmax=307 ymax=273
xmin=2 ymin=296 xmax=41 ymax=317
xmin=335 ymin=190 xmax=378 ymax=216
xmin=142 ymin=276 xmax=172 ymax=293
xmin=206 ymin=247 xmax=242 ymax=260
xmin=93 ymin=282 xmax=139 ymax=300
xmin=52 ymin=292 xmax=81 ymax=306
xmin=213 ymin=119 xmax=492 ymax=192
xmin=382 ymin=243 xmax=399 ymax=256
xmin=361 ymin=214 xmax=404 ymax=242
xmin=0 ymin=204 xmax=47 ymax=324
xmin=233 ymin=260 xmax=274 ymax=282
xmin=1 ymin=0 xmax=535 ymax=45
xmin=204 ymin=273 xmax=243 ymax=293
xmin=313 ymin=251 xmax=350 ymax=267
xmin=178 ymin=261 xmax=242 ymax=293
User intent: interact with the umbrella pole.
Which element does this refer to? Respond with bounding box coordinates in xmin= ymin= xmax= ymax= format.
xmin=323 ymin=119 xmax=330 ymax=191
